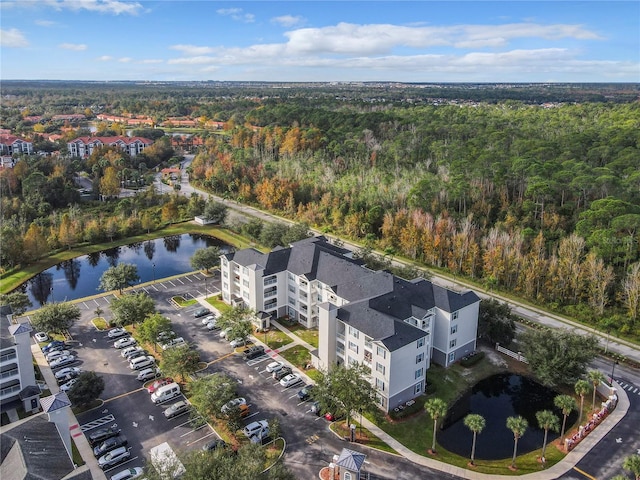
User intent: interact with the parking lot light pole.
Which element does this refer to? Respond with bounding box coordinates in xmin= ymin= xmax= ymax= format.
xmin=610 ymin=359 xmax=619 ymax=386
xmin=152 ymin=263 xmax=155 ymax=283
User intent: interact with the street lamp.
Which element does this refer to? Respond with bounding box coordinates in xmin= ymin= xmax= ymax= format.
xmin=610 ymin=360 xmax=619 ymax=386
xmin=152 ymin=263 xmax=155 ymax=283
xmin=204 ymin=275 xmax=208 ymax=298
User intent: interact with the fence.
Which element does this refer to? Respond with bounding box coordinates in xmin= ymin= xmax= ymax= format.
xmin=495 ymin=343 xmax=529 ymax=364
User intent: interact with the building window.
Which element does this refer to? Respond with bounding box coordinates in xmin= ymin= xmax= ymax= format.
xmin=375 ymin=378 xmax=385 ymax=391
xmin=449 ymin=352 xmax=456 ymax=363
xmin=223 ymin=271 xmax=228 ymax=279
xmin=348 ymin=326 xmax=359 ymax=338
xmin=288 ymin=297 xmax=296 ymax=306
xmin=243 ymin=291 xmax=249 ymax=299
xmin=376 ymin=346 xmax=386 ymax=358
xmin=452 ymin=311 xmax=459 ymax=320
xmin=264 ymin=299 xmax=277 ymax=309
xmin=222 ymin=282 xmax=228 ymax=291
xmin=415 ymin=382 xmax=422 ymax=394
xmin=451 ymin=324 xmax=458 ymax=335
xmin=242 ymin=279 xmax=249 ymax=287
xmin=348 ymin=341 xmax=358 ymax=353
xmin=288 ymin=272 xmax=295 ymax=280
xmin=242 ymin=267 xmax=248 ymax=275
xmin=415 ymin=368 xmax=423 ymax=379
xmin=299 ymin=314 xmax=307 ymax=322
xmin=417 ymin=338 xmax=425 ymax=348
xmin=449 ymin=339 xmax=457 ymax=349
xmin=345 ymin=473 xmax=352 ymax=480
xmin=288 ymin=285 xmax=296 ymax=293
xmin=416 ymin=353 xmax=424 ymax=364
xmin=264 ymin=275 xmax=277 ymax=286
xmin=376 ymin=362 xmax=385 ymax=375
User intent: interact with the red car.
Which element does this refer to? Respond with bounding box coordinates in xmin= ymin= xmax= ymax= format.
xmin=147 ymin=377 xmax=174 ymax=394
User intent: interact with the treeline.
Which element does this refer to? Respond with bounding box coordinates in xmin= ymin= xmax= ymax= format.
xmin=189 ymin=100 xmax=640 ymax=338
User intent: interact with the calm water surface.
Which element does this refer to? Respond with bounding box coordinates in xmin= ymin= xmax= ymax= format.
xmin=20 ymin=234 xmax=231 ymax=307
xmin=437 ymin=373 xmax=578 ymax=460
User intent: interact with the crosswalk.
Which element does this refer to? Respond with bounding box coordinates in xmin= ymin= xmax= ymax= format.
xmin=616 ymin=380 xmax=640 ymax=396
xmin=80 ymin=414 xmax=115 ymax=432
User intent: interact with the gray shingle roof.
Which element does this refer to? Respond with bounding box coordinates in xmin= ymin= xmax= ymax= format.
xmin=335 ymin=448 xmax=366 ymax=471
xmin=41 ymin=392 xmax=71 ymax=413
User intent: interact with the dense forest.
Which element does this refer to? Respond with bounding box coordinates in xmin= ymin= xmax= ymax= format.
xmin=1 ymin=81 xmax=639 ymax=340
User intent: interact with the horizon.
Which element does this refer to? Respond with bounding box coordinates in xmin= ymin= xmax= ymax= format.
xmin=1 ymin=1 xmax=638 ymax=83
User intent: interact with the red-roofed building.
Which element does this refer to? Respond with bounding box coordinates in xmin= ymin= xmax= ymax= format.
xmin=67 ymin=136 xmax=153 ymax=158
xmin=0 ymin=134 xmax=33 ymax=156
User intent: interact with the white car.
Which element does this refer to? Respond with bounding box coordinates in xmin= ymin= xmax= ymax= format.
xmin=137 ymin=367 xmax=161 ymax=382
xmin=50 ymin=355 xmax=76 ymax=369
xmin=107 ymin=328 xmax=128 ymax=339
xmin=266 ymin=361 xmax=284 ymax=373
xmin=46 ymin=350 xmax=71 ymax=362
xmin=219 ymin=327 xmax=232 ymax=339
xmin=206 ymin=321 xmax=218 ymax=330
xmin=110 ymin=467 xmax=143 ymax=480
xmin=201 ymin=315 xmax=216 ymax=325
xmin=229 ymin=338 xmax=247 ymax=348
xmin=280 ymin=373 xmax=301 ymax=388
xmin=34 ymin=331 xmax=49 ymax=343
xmin=60 ymin=378 xmax=78 ymax=392
xmin=242 ymin=419 xmax=269 ymax=438
xmin=114 ymin=337 xmax=136 ymax=349
xmin=221 ymin=397 xmax=246 ymax=414
xmin=54 ymin=367 xmax=81 ymax=380
xmin=160 ymin=337 xmax=185 ymax=350
xmin=97 ymin=446 xmax=131 ymax=469
xmin=121 ymin=346 xmax=142 ymax=358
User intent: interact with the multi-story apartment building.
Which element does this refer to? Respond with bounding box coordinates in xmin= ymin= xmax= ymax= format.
xmin=220 ymin=236 xmax=480 ymax=411
xmin=67 ymin=135 xmax=153 ymax=158
xmin=0 ymin=134 xmax=33 ymax=156
xmin=0 ymin=306 xmax=37 ymax=411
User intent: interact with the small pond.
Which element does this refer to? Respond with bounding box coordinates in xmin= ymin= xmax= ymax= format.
xmin=437 ymin=373 xmax=578 ymax=460
xmin=18 ymin=234 xmax=232 ymax=307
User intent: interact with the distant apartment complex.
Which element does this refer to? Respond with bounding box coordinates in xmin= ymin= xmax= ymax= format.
xmin=0 ymin=134 xmax=33 ymax=156
xmin=220 ymin=236 xmax=480 ymax=411
xmin=67 ymin=135 xmax=153 ymax=158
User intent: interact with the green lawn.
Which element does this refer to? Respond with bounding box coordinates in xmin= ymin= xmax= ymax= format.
xmin=279 ymin=345 xmax=311 ymax=368
xmin=331 ymin=421 xmax=398 ymax=455
xmin=258 ymin=328 xmax=293 ymax=350
xmin=282 ymin=323 xmax=319 ymax=348
xmin=173 ymin=296 xmax=198 ymax=307
xmin=206 ymin=296 xmax=232 ymax=314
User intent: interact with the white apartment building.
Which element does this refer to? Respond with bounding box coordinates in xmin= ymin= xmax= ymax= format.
xmin=0 ymin=306 xmax=37 ymax=411
xmin=219 ymin=236 xmax=480 ymax=411
xmin=67 ymin=135 xmax=153 ymax=158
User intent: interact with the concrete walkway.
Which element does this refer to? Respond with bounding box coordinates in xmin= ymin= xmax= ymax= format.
xmin=31 ymin=344 xmax=107 ymax=480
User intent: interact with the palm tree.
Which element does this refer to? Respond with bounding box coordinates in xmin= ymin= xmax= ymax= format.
xmin=575 ymin=379 xmax=591 ymax=424
xmin=554 ymin=394 xmax=577 ymax=440
xmin=463 ymin=413 xmax=486 ymax=466
xmin=424 ymin=398 xmax=448 ymax=454
xmin=506 ymin=416 xmax=528 ymax=470
xmin=623 ymin=454 xmax=640 ymax=480
xmin=587 ymin=369 xmax=606 ymax=410
xmin=536 ymin=410 xmax=560 ymax=462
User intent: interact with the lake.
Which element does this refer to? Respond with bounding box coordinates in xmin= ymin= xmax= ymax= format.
xmin=18 ymin=234 xmax=232 ymax=307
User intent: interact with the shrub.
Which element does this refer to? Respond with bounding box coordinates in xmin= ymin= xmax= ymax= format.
xmin=460 ymin=351 xmax=485 ymax=367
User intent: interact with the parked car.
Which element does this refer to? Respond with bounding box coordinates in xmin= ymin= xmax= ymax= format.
xmin=324 ymin=412 xmax=342 ymax=422
xmin=242 ymin=419 xmax=269 ymax=439
xmin=219 ymin=327 xmax=232 ymax=339
xmin=50 ymin=355 xmax=76 ymax=369
xmin=42 ymin=341 xmax=66 ymax=354
xmin=163 ymin=400 xmax=190 ymax=419
xmin=297 ymin=385 xmax=315 ymax=401
xmin=34 ymin=332 xmax=49 ymax=343
xmin=273 ymin=366 xmax=292 ymax=380
xmin=202 ymin=439 xmax=227 ymax=452
xmin=266 ymin=361 xmax=284 ymax=373
xmin=60 ymin=378 xmax=78 ymax=392
xmin=46 ymin=350 xmax=71 ymax=362
xmin=121 ymin=346 xmax=144 ymax=358
xmin=229 ymin=338 xmax=247 ymax=348
xmin=93 ymin=435 xmax=128 ymax=457
xmin=193 ymin=307 xmax=211 ymax=318
xmin=242 ymin=345 xmax=265 ymax=360
xmin=224 ymin=404 xmax=250 ymax=418
xmin=114 ymin=337 xmax=136 ymax=349
xmin=310 ymin=401 xmax=321 ymax=416
xmin=98 ymin=446 xmax=131 ymax=469
xmin=280 ymin=373 xmax=301 ymax=388
xmin=156 ymin=330 xmax=176 ymax=342
xmin=55 ymin=367 xmax=81 ymax=381
xmin=137 ymin=367 xmax=161 ymax=382
xmin=221 ymin=397 xmax=246 ymax=414
xmin=125 ymin=349 xmax=147 ymax=361
xmin=109 ymin=467 xmax=144 ymax=480
xmin=107 ymin=328 xmax=128 ymax=339
xmin=206 ymin=320 xmax=218 ymax=330
xmin=129 ymin=356 xmax=155 ymax=370
xmin=88 ymin=426 xmax=122 ymax=446
xmin=160 ymin=337 xmax=185 ymax=350
xmin=201 ymin=315 xmax=216 ymax=325
xmin=147 ymin=377 xmax=174 ymax=394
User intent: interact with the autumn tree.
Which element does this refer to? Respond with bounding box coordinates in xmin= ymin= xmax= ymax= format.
xmin=622 ymin=262 xmax=640 ymax=327
xmin=23 ymin=222 xmax=48 ymax=262
xmin=99 ymin=165 xmax=121 ymax=199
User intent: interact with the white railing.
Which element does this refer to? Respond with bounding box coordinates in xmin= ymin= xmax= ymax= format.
xmin=495 ymin=343 xmax=528 ymax=363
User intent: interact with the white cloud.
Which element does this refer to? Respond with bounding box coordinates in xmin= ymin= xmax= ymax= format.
xmin=97 ymin=55 xmax=112 ymax=61
xmin=59 ymin=42 xmax=87 ymax=51
xmin=118 ymin=57 xmax=132 ymax=63
xmin=167 ymin=56 xmax=216 ymax=65
xmin=0 ymin=28 xmax=29 ymax=47
xmin=170 ymin=44 xmax=215 ymax=56
xmin=271 ymin=15 xmax=304 ymax=28
xmin=35 ymin=19 xmax=56 ymax=26
xmin=42 ymin=0 xmax=143 ymax=15
xmin=140 ymin=59 xmax=163 ymax=64
xmin=217 ymin=7 xmax=254 ymax=23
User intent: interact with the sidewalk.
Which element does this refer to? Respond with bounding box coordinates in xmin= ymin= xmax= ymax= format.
xmin=32 ymin=344 xmax=107 ymax=480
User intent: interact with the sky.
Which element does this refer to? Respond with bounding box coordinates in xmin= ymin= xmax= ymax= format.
xmin=1 ymin=1 xmax=638 ymax=83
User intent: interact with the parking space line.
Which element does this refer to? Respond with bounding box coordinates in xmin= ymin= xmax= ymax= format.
xmin=103 ymin=388 xmax=145 ymax=404
xmin=184 ymin=276 xmax=194 ymax=283
xmin=179 ymin=423 xmax=209 ymax=437
xmin=175 ymin=278 xmax=185 ymax=285
xmin=103 ymin=456 xmax=138 ymax=473
xmin=187 ymin=430 xmax=217 ymax=446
